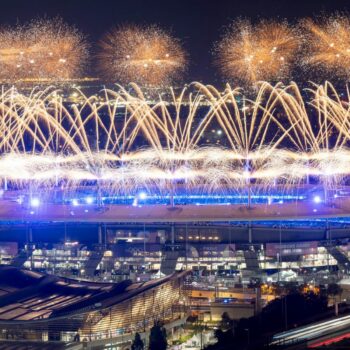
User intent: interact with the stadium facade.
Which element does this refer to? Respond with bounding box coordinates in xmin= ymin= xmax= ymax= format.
xmin=1 ymin=82 xmax=350 ymax=347
xmin=0 ymin=266 xmax=189 ymax=348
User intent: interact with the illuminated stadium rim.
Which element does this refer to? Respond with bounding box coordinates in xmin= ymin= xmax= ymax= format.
xmin=21 ymin=192 xmax=307 ymax=207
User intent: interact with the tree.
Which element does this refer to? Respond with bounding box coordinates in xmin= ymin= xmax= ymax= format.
xmin=205 ymin=290 xmax=329 ymax=350
xmin=149 ymin=321 xmax=167 ymax=350
xmin=214 ymin=329 xmax=225 ymax=343
xmin=131 ymin=332 xmax=144 ymax=350
xmin=327 ymin=283 xmax=342 ymax=298
xmin=205 ymin=328 xmax=235 ymax=350
xmin=327 ymin=283 xmax=343 ymax=316
xmin=220 ymin=312 xmax=233 ymax=330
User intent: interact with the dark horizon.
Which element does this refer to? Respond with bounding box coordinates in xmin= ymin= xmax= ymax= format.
xmin=1 ymin=0 xmax=350 ymax=84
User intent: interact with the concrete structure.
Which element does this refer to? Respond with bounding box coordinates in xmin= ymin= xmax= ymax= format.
xmin=1 ymin=192 xmax=350 ymax=223
xmin=0 ymin=266 xmax=189 ymax=348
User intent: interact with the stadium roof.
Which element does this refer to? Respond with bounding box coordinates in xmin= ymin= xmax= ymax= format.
xmin=0 ymin=266 xmax=187 ymax=322
xmin=0 ymin=199 xmax=350 ymax=222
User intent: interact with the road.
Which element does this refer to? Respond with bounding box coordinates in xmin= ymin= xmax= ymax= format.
xmin=270 ymin=314 xmax=350 ymax=347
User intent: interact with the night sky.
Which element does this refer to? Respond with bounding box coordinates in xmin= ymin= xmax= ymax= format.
xmin=2 ymin=0 xmax=350 ymax=83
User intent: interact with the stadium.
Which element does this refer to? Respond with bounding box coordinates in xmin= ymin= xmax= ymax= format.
xmin=0 ymin=80 xmax=349 ymax=348
xmin=0 ymin=82 xmax=350 ymax=278
xmin=1 ymin=8 xmax=350 ymax=349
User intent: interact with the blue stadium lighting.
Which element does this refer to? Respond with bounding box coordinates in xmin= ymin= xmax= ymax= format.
xmin=313 ymin=195 xmax=321 ymax=204
xmin=92 ymin=193 xmax=308 ymax=206
xmin=72 ymin=199 xmax=79 ymax=206
xmin=30 ymin=198 xmax=40 ymax=207
xmin=85 ymin=196 xmax=93 ymax=204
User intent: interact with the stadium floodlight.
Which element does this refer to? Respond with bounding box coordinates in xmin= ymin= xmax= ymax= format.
xmin=313 ymin=195 xmax=321 ymax=204
xmin=138 ymin=192 xmax=147 ymax=200
xmin=85 ymin=196 xmax=93 ymax=204
xmin=30 ymin=198 xmax=40 ymax=207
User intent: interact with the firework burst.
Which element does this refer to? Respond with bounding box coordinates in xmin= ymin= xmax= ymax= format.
xmin=0 ymin=81 xmax=347 ymax=199
xmin=215 ymin=19 xmax=301 ymax=85
xmin=97 ymin=24 xmax=187 ymax=86
xmin=302 ymin=15 xmax=350 ymax=79
xmin=0 ymin=18 xmax=88 ymax=82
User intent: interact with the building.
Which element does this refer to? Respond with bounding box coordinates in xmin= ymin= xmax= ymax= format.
xmin=0 ymin=266 xmax=189 ymax=349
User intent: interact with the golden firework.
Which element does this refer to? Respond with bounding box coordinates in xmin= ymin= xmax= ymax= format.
xmin=97 ymin=25 xmax=187 ymax=86
xmin=215 ymin=19 xmax=301 ymax=85
xmin=0 ymin=18 xmax=88 ymax=82
xmin=302 ymin=15 xmax=350 ymax=78
xmin=0 ymin=81 xmax=347 ymax=199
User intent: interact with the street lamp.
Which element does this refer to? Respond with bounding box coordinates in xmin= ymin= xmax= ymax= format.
xmin=244 ymin=328 xmax=250 ymax=345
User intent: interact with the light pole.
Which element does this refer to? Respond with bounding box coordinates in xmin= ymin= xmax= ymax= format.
xmin=244 ymin=328 xmax=250 ymax=346
xmin=244 ymin=163 xmax=251 ymax=209
xmin=284 ymin=295 xmax=288 ymax=330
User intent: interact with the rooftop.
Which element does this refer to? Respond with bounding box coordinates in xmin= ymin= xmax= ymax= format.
xmin=0 ymin=266 xmax=187 ymax=322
